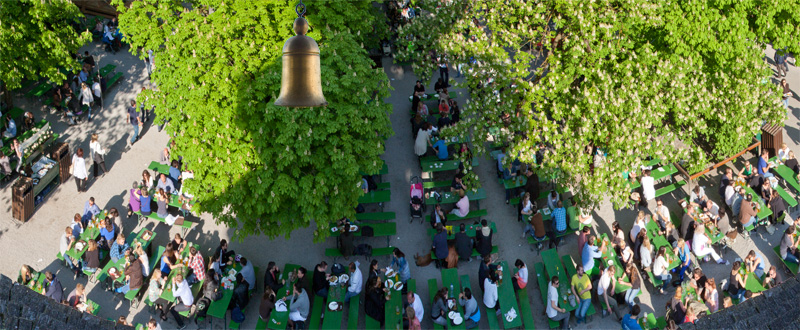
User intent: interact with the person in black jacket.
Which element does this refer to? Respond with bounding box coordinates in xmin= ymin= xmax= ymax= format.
xmin=475 ymin=219 xmax=493 ymax=257
xmin=230 ymin=273 xmax=250 ymax=310
xmin=214 ymin=239 xmax=235 ymax=271
xmin=312 ymin=262 xmax=330 ymax=298
xmin=263 ymin=262 xmax=284 ymax=293
xmin=364 ymin=277 xmax=387 ymax=326
xmin=454 ymin=223 xmax=473 ymax=261
xmin=44 ymin=271 xmax=64 ymax=303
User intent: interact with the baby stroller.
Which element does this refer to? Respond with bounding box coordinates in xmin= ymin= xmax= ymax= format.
xmin=410 ymin=176 xmax=426 ymax=223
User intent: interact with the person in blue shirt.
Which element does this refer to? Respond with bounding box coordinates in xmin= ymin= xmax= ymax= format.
xmin=581 ymin=236 xmax=606 ymax=276
xmin=676 ymin=239 xmax=691 ymax=281
xmin=432 ymin=139 xmax=448 ymax=160
xmin=757 ymin=149 xmax=774 ymax=178
xmin=109 ymin=235 xmax=129 ymax=263
xmin=156 ymin=173 xmax=175 ymax=194
xmin=552 ymin=201 xmax=567 ymax=233
xmin=140 ymin=190 xmax=153 ymax=216
xmin=98 ymin=218 xmax=116 ymax=250
xmin=168 ymin=160 xmax=182 ymax=191
xmin=80 ymin=197 xmax=101 ymax=228
xmin=2 ymin=117 xmax=16 ymax=139
xmin=621 ymin=304 xmax=643 ymax=330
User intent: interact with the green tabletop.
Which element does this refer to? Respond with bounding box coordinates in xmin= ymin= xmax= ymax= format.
xmin=267 ymin=264 xmax=302 ymax=330
xmin=496 ymin=261 xmax=523 ymax=328
xmin=651 ymin=236 xmax=680 ymax=270
xmin=408 ymin=91 xmax=457 ymax=102
xmin=598 ymin=234 xmax=632 ymax=294
xmin=424 ymin=188 xmax=486 ymax=205
xmin=132 ymin=229 xmax=157 ymax=251
xmin=651 ymin=164 xmax=677 ymax=181
xmin=320 ymin=284 xmax=347 ymax=329
xmin=98 ymin=257 xmax=127 ymax=284
xmin=159 ymin=242 xmax=198 ymax=302
xmin=360 ymin=161 xmax=388 ymax=176
xmin=427 ymin=222 xmax=496 ymax=239
xmin=384 ymin=282 xmax=404 ymax=330
xmin=741 ymin=185 xmax=772 ymax=220
xmin=502 ymin=176 xmax=526 ymax=190
xmin=86 ymin=299 xmax=100 ymax=315
xmin=23 ymin=272 xmax=45 ymax=293
xmin=540 ymin=249 xmax=577 ymax=312
xmin=742 ymin=270 xmax=766 ymax=293
xmin=645 ymin=220 xmax=660 ymax=239
xmin=440 ymin=268 xmax=465 ymax=330
xmin=148 ymin=161 xmax=170 ymax=175
xmin=774 ymin=164 xmax=800 ymax=192
xmin=329 ymin=222 xmax=396 ymax=237
xmin=207 ymin=260 xmax=243 ymax=319
xmin=66 ymin=227 xmax=101 ymax=260
xmin=358 ymin=190 xmax=391 ymax=204
xmin=422 ymin=159 xmax=461 ymax=173
xmin=26 ymin=82 xmax=52 ymax=98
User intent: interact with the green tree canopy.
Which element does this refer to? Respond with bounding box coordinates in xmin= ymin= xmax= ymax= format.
xmin=0 ymin=0 xmax=90 ymax=90
xmin=397 ymin=0 xmax=800 ymax=208
xmin=115 ymin=0 xmax=392 ymax=240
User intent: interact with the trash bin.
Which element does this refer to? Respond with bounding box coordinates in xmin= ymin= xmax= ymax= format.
xmin=12 ymin=177 xmax=33 ymax=222
xmin=51 ymin=142 xmax=70 ymax=184
xmin=761 ymin=123 xmax=783 ymax=158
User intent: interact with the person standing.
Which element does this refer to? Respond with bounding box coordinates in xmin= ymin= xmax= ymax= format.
xmin=127 ymin=100 xmax=141 ymax=145
xmin=781 ymin=79 xmax=792 ymax=110
xmin=44 ymin=271 xmax=64 ymax=303
xmin=775 ymin=50 xmax=788 ymax=77
xmin=438 ymin=56 xmax=449 ymax=87
xmin=89 ymin=133 xmax=108 ymax=178
xmin=80 ymin=83 xmax=93 ymax=121
xmin=92 ymin=77 xmax=102 ymax=108
xmin=72 ymin=148 xmax=88 ymax=192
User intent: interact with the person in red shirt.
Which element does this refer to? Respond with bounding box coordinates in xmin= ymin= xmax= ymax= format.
xmin=187 ymin=246 xmax=205 ymax=285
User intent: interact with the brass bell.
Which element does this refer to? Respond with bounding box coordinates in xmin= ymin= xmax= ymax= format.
xmin=274 ymin=8 xmax=327 ymax=108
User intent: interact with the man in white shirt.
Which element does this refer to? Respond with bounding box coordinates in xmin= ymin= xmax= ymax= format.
xmin=407 ymin=292 xmax=424 ymax=322
xmin=239 ymin=257 xmax=256 ymax=290
xmin=640 ymin=170 xmax=656 ymax=201
xmin=546 ymin=276 xmax=570 ymax=329
xmin=654 ymin=199 xmax=670 ymax=230
xmin=169 ymin=274 xmax=195 ymax=328
xmin=597 ymin=266 xmax=622 ymax=319
xmin=692 ymin=229 xmax=728 ymax=265
xmin=344 ymin=261 xmax=362 ymax=302
xmin=91 ymin=80 xmax=102 ymax=105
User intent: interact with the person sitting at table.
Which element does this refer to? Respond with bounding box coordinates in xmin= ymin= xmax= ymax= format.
xmin=728 ymin=261 xmax=748 ymax=302
xmin=239 ymin=257 xmax=256 ymax=290
xmin=778 ymin=143 xmax=791 ymax=161
xmin=366 ymin=259 xmax=380 ymax=282
xmin=287 ymin=281 xmax=310 ymax=329
xmin=155 ymin=188 xmax=169 ymax=218
xmin=455 ymin=224 xmax=473 ymax=262
xmin=67 ymin=283 xmax=87 ymax=309
xmin=139 ymin=189 xmax=153 ymax=217
xmin=147 ymin=318 xmax=163 ymax=330
xmin=519 ymin=192 xmax=534 ymax=219
xmin=633 ymin=229 xmax=646 ymax=264
xmin=44 ymin=271 xmax=64 ymax=303
xmin=186 ymin=246 xmax=205 ymax=285
xmin=169 ymin=159 xmax=182 ymax=183
xmin=230 ymin=273 xmax=250 ymax=310
xmin=618 ymin=240 xmax=634 ymax=269
xmin=703 ymin=278 xmax=719 ymax=313
xmin=434 ymin=77 xmax=447 ymax=93
xmin=430 ymin=203 xmax=446 ymax=228
xmin=781 ymin=226 xmax=800 ymax=264
xmin=312 ymin=261 xmax=330 ymax=298
xmin=758 ymin=149 xmax=774 ymax=178
xmin=785 ymin=151 xmax=800 ymax=175
xmin=621 ymin=304 xmax=642 ymax=330
xmin=639 ymin=234 xmax=654 ymax=274
xmin=640 ymin=169 xmax=656 ymax=201
xmin=98 ymin=218 xmax=116 ymax=250
xmin=449 ymin=190 xmax=469 ymax=218
xmin=127 ymin=182 xmax=141 ymax=218
xmin=475 ymin=220 xmax=493 ymax=258
xmin=577 ymin=206 xmax=594 ymax=230
xmin=344 ymin=261 xmax=363 ymax=303
xmin=69 ymin=213 xmax=83 ymax=239
xmin=610 ymin=221 xmax=625 ymax=248
xmin=450 ymin=172 xmax=465 ymax=192
xmin=410 ymin=114 xmax=425 ymax=139
xmin=170 ymin=274 xmax=196 ymax=328
xmin=482 ymin=271 xmax=500 ymax=311
xmin=652 ymin=246 xmax=671 ymax=294
xmin=437 ymin=113 xmax=452 ymax=128
xmin=2 ymin=117 xmax=16 ymax=139
xmin=523 ymin=206 xmax=547 ymax=248
xmin=339 ymin=223 xmax=355 ymax=259
xmin=630 ymin=211 xmax=647 ymax=243
xmin=413 ymin=123 xmax=433 ymax=158
xmin=259 ymin=286 xmax=277 ymax=321
xmin=543 ymin=275 xmax=569 ymax=330
xmin=156 ymin=173 xmax=176 ymax=194
xmin=458 ymin=288 xmax=480 ymax=329
xmin=739 ymin=193 xmax=758 ymax=229
xmin=416 ymin=101 xmax=429 ymax=117
xmin=674 ymin=238 xmax=691 ymax=281
xmin=432 ymin=137 xmax=449 ymax=161
xmin=692 ymin=227 xmax=728 ymax=265
xmin=582 ymin=235 xmax=606 ymax=277
xmin=438 ymin=99 xmax=450 ymax=117
xmin=80 ymin=197 xmax=101 ymax=228
xmin=763 ymin=265 xmax=784 ymax=289
xmin=365 ymin=276 xmax=388 ymax=326
xmin=598 ymin=265 xmax=622 ymax=320
xmin=147 ymin=269 xmax=168 ymax=319
xmin=512 ymin=259 xmax=528 ymax=291
xmin=413 ymin=80 xmax=425 ymax=97
xmin=744 ymin=250 xmax=766 ymax=278
xmin=21 ymin=112 xmax=35 ymax=133
xmin=214 ymin=239 xmax=236 ymax=270
xmin=477 ymin=256 xmax=495 ymax=292
xmin=264 ymin=262 xmax=285 ymax=293
xmin=141 ymin=170 xmax=155 ymax=190
xmin=159 ymin=246 xmax=178 ymax=279
xmin=110 ymin=235 xmax=129 ymax=263
xmin=18 ymin=264 xmax=36 ymax=285
xmin=134 ymin=244 xmax=150 ymax=278
xmin=432 ymin=224 xmax=449 ymax=265
xmin=116 ymin=254 xmax=144 ymax=294
xmin=679 ymin=206 xmax=696 ymax=241
xmin=167 ymin=233 xmax=186 ymax=254
xmin=551 ymin=201 xmax=567 ymax=244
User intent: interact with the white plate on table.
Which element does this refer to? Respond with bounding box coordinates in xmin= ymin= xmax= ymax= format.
xmin=385 ymin=279 xmax=394 ymax=289
xmin=385 ymin=269 xmax=396 ymax=278
xmin=328 ymin=302 xmax=339 ymax=310
xmin=276 ymin=300 xmax=287 ymax=312
xmin=453 ymin=315 xmax=463 ymax=325
xmin=447 ymin=300 xmax=455 ymax=309
xmin=328 ymin=276 xmax=338 ymax=284
xmin=340 ymin=274 xmax=349 ymax=283
xmin=506 ymin=314 xmax=515 ymax=322
xmin=394 ymin=282 xmax=403 ymax=291
xmin=448 ymin=311 xmax=457 ymax=319
xmin=350 ymin=225 xmax=359 ymax=232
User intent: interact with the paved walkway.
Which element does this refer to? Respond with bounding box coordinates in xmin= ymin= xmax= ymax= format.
xmin=0 ymin=36 xmax=797 ymax=330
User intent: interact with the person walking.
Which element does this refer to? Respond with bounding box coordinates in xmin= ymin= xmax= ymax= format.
xmin=72 ymin=148 xmax=89 ymax=192
xmin=80 ymin=83 xmax=93 ymax=122
xmin=127 ymin=100 xmax=141 ymax=145
xmin=781 ymin=79 xmax=792 ymax=110
xmin=89 ymin=133 xmax=108 ymax=178
xmin=775 ymin=50 xmax=788 ymax=77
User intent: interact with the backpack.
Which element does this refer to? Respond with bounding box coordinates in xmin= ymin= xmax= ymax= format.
xmin=361 ymin=226 xmax=374 ymax=237
xmin=195 ymin=297 xmax=211 ymax=319
xmin=354 ymin=243 xmax=373 ymax=257
xmin=231 ymin=306 xmax=245 ymax=323
xmin=331 ymin=263 xmax=345 ymax=276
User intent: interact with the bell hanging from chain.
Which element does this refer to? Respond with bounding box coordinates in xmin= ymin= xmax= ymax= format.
xmin=274 ymin=1 xmax=327 ymax=108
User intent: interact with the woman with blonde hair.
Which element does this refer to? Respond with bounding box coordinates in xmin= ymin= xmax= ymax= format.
xmin=89 ymin=133 xmax=108 ymax=177
xmin=18 ymin=265 xmax=36 ymax=285
xmin=156 ymin=188 xmax=169 ymax=218
xmin=67 ymin=283 xmax=87 ymax=308
xmin=778 ymin=143 xmax=791 ymax=161
xmin=135 ymin=244 xmax=150 ymax=277
xmin=407 ymin=306 xmax=421 ymax=330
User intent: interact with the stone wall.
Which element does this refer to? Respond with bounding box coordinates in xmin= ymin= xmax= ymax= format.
xmin=682 ymin=274 xmax=800 ymax=330
xmin=0 ymin=275 xmax=132 ymax=330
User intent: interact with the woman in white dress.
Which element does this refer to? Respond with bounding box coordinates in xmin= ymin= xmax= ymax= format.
xmin=72 ymin=148 xmax=89 ymax=192
xmin=414 ymin=122 xmax=433 ymax=157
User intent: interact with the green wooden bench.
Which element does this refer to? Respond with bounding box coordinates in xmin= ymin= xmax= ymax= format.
xmin=134 ymin=211 xmax=194 ymax=236
xmin=354 ymin=212 xmax=396 ymax=222
xmin=639 ymin=312 xmax=668 ymax=330
xmin=99 ymin=64 xmax=117 ymax=77
xmin=365 ymin=314 xmax=380 ymax=329
xmin=431 ymin=246 xmax=497 ymax=260
xmin=773 ymin=246 xmax=799 ymax=275
xmin=514 ymin=268 xmax=536 ymax=329
xmin=423 ymin=180 xmax=452 ymax=189
xmin=375 ymin=181 xmax=391 ymax=190
xmin=654 ymin=180 xmax=686 ymax=198
xmin=424 ymin=209 xmax=488 ymax=223
xmin=106 ymin=72 xmax=124 ymax=89
xmin=346 ymin=293 xmax=360 ymax=330
xmin=775 ymin=186 xmax=798 ymax=208
xmin=307 ymin=295 xmax=325 ymax=330
xmin=427 ymin=278 xmax=443 ymax=330
xmin=325 ymin=246 xmax=395 ymax=261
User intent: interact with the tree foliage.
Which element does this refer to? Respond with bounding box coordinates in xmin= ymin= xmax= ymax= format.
xmin=396 ymin=0 xmax=800 ymax=208
xmin=0 ymin=0 xmax=90 ymax=89
xmin=115 ymin=0 xmax=392 ymax=241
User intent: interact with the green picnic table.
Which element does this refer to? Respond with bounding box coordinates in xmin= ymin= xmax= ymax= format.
xmin=421 ymin=158 xmax=479 ymax=174
xmin=496 ymin=261 xmax=523 ymax=328
xmin=320 ymin=284 xmax=347 ymax=329
xmin=66 ymin=227 xmax=100 ymax=261
xmin=207 ymin=260 xmax=245 ymax=323
xmin=329 ymin=222 xmax=396 ymax=237
xmin=159 ymin=242 xmax=199 ymax=303
xmin=408 ymin=91 xmax=457 ymax=102
xmin=741 ymin=185 xmax=772 ymax=220
xmin=773 ymin=163 xmax=800 ymax=192
xmin=358 ymin=190 xmax=391 ymax=204
xmin=651 ymin=236 xmax=680 ymax=270
xmin=267 ymin=264 xmax=302 ymax=330
xmin=25 ymin=82 xmax=53 ymax=98
xmin=598 ymin=234 xmax=635 ymax=294
xmin=427 ymin=222 xmax=496 ymax=239
xmin=743 ymin=270 xmax=766 ymax=293
xmin=502 ymin=176 xmax=526 ymax=190
xmin=148 ymin=161 xmax=170 ymax=175
xmin=540 ymin=248 xmax=577 ymax=312
xmin=440 ymin=268 xmax=466 ymax=329
xmin=424 ymin=188 xmax=486 ymax=205
xmin=384 ymin=281 xmax=405 ymax=330
xmin=99 ymin=64 xmax=117 ymax=77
